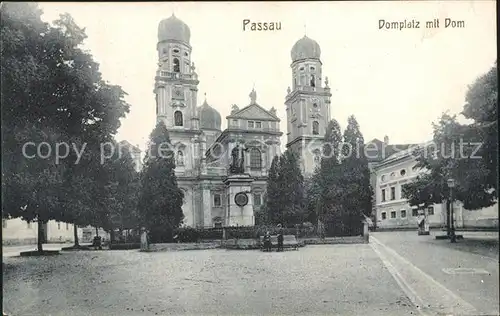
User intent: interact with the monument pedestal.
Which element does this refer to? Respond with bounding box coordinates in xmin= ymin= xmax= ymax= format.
xmin=223 ymin=174 xmax=254 ymax=226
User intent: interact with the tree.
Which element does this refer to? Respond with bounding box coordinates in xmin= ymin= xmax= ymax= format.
xmin=105 ymin=144 xmax=141 ymax=242
xmin=402 ymin=63 xmax=497 ymax=212
xmin=318 ymin=119 xmax=344 ymax=224
xmin=339 ymin=115 xmax=373 ymax=219
xmin=264 ymin=155 xmax=281 ymax=224
xmin=264 ymin=151 xmax=306 ymax=227
xmin=138 ymin=122 xmax=184 ymax=242
xmin=278 ymin=150 xmax=306 ymax=226
xmin=1 ymin=3 xmax=130 ymax=252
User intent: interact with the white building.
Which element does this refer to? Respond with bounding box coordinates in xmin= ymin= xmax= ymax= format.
xmin=151 ymin=14 xmax=334 ymax=227
xmin=372 ymin=142 xmax=498 ymax=230
xmin=2 ymin=218 xmax=83 ymax=245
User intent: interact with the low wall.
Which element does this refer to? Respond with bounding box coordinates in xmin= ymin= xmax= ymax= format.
xmin=144 ymin=242 xmax=221 ymax=252
xmin=300 ymin=236 xmax=368 ymax=245
xmin=222 ymin=239 xmax=261 ymax=250
xmin=2 ymin=238 xmax=38 ymax=246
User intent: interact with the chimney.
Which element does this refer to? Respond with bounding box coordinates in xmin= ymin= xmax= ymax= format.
xmin=383 ymin=135 xmax=389 ymax=145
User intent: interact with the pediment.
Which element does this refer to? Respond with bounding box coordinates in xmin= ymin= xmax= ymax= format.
xmin=227 ymin=103 xmax=279 ymax=121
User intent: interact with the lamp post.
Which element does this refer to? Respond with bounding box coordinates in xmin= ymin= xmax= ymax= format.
xmin=447 ymin=178 xmax=456 ymax=243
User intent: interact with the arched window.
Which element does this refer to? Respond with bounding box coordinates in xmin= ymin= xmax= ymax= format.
xmin=312 ymin=121 xmax=319 ymax=135
xmin=176 ymin=150 xmax=184 ymax=166
xmin=310 ymin=74 xmax=316 ymax=87
xmin=174 ymin=111 xmax=183 ymax=126
xmin=250 ymin=148 xmax=262 ymax=170
xmin=173 ymin=58 xmax=180 ymax=73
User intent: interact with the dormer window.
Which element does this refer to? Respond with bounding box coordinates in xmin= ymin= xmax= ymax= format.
xmin=310 ymin=66 xmax=315 ymax=71
xmin=247 ymin=121 xmax=262 ymax=129
xmin=184 ymin=52 xmax=189 ymax=57
xmin=172 ymin=48 xmax=180 ymax=54
xmin=299 ymin=67 xmax=304 ymax=71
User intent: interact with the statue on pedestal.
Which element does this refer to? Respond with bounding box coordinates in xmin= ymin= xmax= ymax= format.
xmin=230 ymin=144 xmax=248 ymax=174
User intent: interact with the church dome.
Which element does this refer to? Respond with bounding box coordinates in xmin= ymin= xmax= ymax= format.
xmin=158 ymin=14 xmax=191 ymax=44
xmin=291 ymin=35 xmax=321 ymax=62
xmin=198 ymin=99 xmax=221 ymax=130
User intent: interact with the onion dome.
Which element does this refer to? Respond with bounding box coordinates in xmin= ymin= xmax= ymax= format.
xmin=198 ymin=98 xmax=221 ymax=131
xmin=157 ymin=14 xmax=191 ymax=44
xmin=291 ymin=35 xmax=321 ymax=62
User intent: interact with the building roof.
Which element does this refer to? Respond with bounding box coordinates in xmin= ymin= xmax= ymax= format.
xmin=158 ymin=14 xmax=191 ymax=44
xmin=291 ymin=35 xmax=321 ymax=62
xmin=365 ymin=138 xmax=417 ymax=163
xmin=198 ymin=98 xmax=221 ymax=131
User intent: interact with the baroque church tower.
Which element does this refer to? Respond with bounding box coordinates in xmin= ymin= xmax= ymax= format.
xmin=154 ymin=14 xmax=203 ymax=173
xmin=285 ymin=35 xmax=332 ymax=177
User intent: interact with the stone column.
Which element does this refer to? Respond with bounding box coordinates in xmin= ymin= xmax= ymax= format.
xmin=202 ymin=185 xmax=212 ymax=228
xmin=261 ymin=148 xmax=266 ymax=174
xmin=227 ymin=141 xmax=236 ymax=166
xmin=200 ymin=136 xmax=207 ymax=175
xmin=245 ymin=150 xmax=251 ymax=173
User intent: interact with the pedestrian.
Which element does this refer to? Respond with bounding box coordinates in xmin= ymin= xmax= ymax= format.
xmin=263 ymin=231 xmax=272 ymax=252
xmin=277 ymin=224 xmax=284 ymax=252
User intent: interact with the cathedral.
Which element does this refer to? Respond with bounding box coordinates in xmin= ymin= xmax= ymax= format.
xmin=154 ymin=14 xmax=331 ymax=228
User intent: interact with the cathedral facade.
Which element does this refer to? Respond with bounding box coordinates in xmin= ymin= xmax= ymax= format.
xmin=154 ymin=15 xmax=329 ymax=228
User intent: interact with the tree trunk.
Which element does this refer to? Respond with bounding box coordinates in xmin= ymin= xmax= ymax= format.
xmin=37 ymin=221 xmax=44 ymax=253
xmin=446 ymin=199 xmax=451 ymax=236
xmin=95 ymin=226 xmax=99 ymax=237
xmin=110 ymin=229 xmax=116 ymax=243
xmin=73 ymin=224 xmax=79 ymax=247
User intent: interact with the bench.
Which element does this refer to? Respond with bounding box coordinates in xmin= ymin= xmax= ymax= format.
xmin=259 ymin=235 xmax=299 ymax=251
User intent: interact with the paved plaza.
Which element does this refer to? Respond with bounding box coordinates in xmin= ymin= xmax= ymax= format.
xmin=3 ymin=231 xmax=499 ymax=316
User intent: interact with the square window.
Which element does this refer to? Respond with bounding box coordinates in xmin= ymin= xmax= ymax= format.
xmin=381 ymin=212 xmax=387 ymax=220
xmin=401 ymin=210 xmax=406 ymax=218
xmin=57 ymin=222 xmax=61 ymax=230
xmin=232 ymin=119 xmax=238 ymax=126
xmin=427 ymin=206 xmax=434 ymax=215
xmin=255 ymin=122 xmax=262 ymax=128
xmin=412 ymin=208 xmax=418 ymax=217
xmin=248 ymin=121 xmax=254 ymax=128
xmin=390 ymin=211 xmax=396 ymax=219
xmin=66 ymin=223 xmax=69 ymax=230
xmin=213 ymin=194 xmax=221 ymax=207
xmin=27 ymin=222 xmax=31 ymax=229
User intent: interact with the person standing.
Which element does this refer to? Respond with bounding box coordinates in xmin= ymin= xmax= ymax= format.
xmin=263 ymin=231 xmax=272 ymax=252
xmin=277 ymin=224 xmax=284 ymax=252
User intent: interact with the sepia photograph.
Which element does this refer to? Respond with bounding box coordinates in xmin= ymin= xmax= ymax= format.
xmin=1 ymin=1 xmax=498 ymax=315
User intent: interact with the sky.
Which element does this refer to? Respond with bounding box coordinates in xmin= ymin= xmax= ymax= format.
xmin=39 ymin=1 xmax=497 ymax=152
